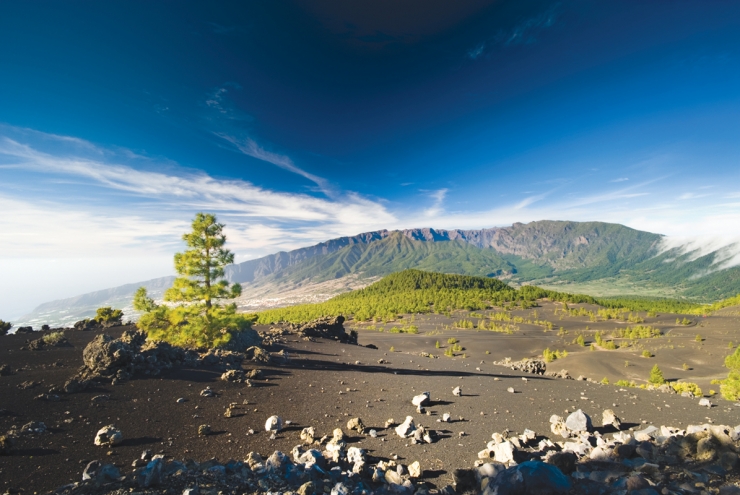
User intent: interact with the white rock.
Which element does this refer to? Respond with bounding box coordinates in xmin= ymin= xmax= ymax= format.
xmin=507 ymin=387 xmax=515 ymax=393
xmin=265 ymin=415 xmax=283 ymax=432
xmin=442 ymin=413 xmax=451 ymax=422
xmin=395 ymin=416 xmax=416 ymax=438
xmin=565 ymin=409 xmax=592 ymax=432
xmin=412 ymin=392 xmax=430 ymax=407
xmin=408 ymin=461 xmax=421 ymax=478
xmin=453 ymin=386 xmax=462 ymax=397
xmin=347 ymin=446 xmax=365 ymax=464
xmin=384 ymin=469 xmax=403 ymax=485
xmin=94 ymin=425 xmax=123 ymax=447
xmin=562 ymin=441 xmax=590 ymax=456
xmin=492 ymin=440 xmax=515 ymax=463
xmin=634 ymin=425 xmax=658 ymax=441
xmin=612 ymin=431 xmax=632 ymax=444
xmin=589 ymin=446 xmax=611 ymax=461
xmin=699 ymin=398 xmax=712 ymax=408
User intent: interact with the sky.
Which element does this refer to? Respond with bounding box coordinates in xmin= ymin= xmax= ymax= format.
xmin=1 ymin=0 xmax=740 ymax=319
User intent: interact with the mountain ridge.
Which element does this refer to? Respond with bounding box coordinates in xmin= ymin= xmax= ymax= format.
xmin=16 ymin=220 xmax=740 ymax=328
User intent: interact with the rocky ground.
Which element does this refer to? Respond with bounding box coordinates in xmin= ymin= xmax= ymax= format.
xmin=1 ymin=314 xmax=739 ymax=495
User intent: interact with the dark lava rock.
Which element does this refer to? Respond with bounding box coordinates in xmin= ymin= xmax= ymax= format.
xmin=15 ymin=326 xmax=34 ymax=334
xmin=491 ymin=461 xmax=571 ymax=495
xmin=294 ymin=316 xmax=357 ymax=344
xmin=452 ymin=468 xmax=477 ymax=494
xmin=545 ymin=451 xmax=577 ymax=475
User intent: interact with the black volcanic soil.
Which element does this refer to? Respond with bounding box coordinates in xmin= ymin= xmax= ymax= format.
xmin=1 ymin=309 xmax=739 ymax=494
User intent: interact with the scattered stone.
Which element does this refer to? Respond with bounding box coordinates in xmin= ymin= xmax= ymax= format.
xmin=197 ymin=424 xmax=211 ymax=436
xmin=300 ymin=427 xmax=315 ymax=444
xmin=347 ymin=417 xmax=366 ymax=434
xmin=245 ymin=346 xmax=271 ymax=364
xmin=200 ymin=387 xmax=216 ymax=397
xmin=0 ymin=364 xmax=11 ymax=376
xmin=265 ymin=415 xmax=283 ymax=432
xmin=699 ymin=398 xmax=712 ymax=408
xmin=395 ymin=416 xmax=416 ymax=438
xmin=221 ymin=369 xmax=246 ymax=382
xmin=94 ymin=425 xmax=122 ymax=446
xmin=21 ymin=421 xmax=47 ymax=435
xmin=408 ymin=460 xmax=421 ymax=478
xmin=602 ymin=408 xmax=621 ymax=429
xmin=91 ymin=394 xmax=110 ymax=403
xmin=507 ymin=387 xmax=515 ymax=393
xmin=564 ymin=409 xmax=592 ymax=433
xmin=412 ymin=392 xmax=430 ymax=406
xmin=453 ymin=386 xmax=462 ymax=397
xmin=494 ymin=357 xmax=547 ymax=375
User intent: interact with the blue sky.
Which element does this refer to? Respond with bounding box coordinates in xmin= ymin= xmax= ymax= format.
xmin=2 ymin=0 xmax=740 ymax=318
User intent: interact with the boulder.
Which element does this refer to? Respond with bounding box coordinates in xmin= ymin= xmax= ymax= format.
xmin=487 ymin=461 xmax=571 ymax=495
xmin=412 ymin=392 xmax=430 ymax=406
xmin=265 ymin=415 xmax=283 ymax=432
xmin=347 ymin=417 xmax=366 ymax=434
xmin=245 ymin=346 xmax=271 ymax=364
xmin=601 ymin=409 xmax=621 ymax=429
xmin=453 ymin=386 xmax=462 ymax=397
xmin=544 ymin=451 xmax=577 ymax=475
xmin=565 ymin=410 xmax=592 ymax=433
xmin=409 ymin=461 xmax=421 ymax=478
xmin=221 ymin=369 xmax=246 ymax=382
xmin=296 ymin=316 xmax=356 ymax=344
xmin=94 ymin=425 xmax=123 ymax=446
xmin=395 ymin=416 xmax=416 ymax=438
xmin=492 ymin=441 xmax=515 ymax=464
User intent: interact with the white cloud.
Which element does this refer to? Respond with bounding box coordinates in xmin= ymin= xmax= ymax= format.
xmin=0 ymin=132 xmax=397 ymax=260
xmin=610 ymin=177 xmax=629 ymax=182
xmin=423 ymin=188 xmax=448 ymax=217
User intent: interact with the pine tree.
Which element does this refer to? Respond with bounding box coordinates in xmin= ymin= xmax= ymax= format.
xmin=134 ymin=213 xmax=249 ymax=349
xmin=164 ymin=213 xmax=242 ymax=307
xmin=649 ymin=364 xmax=665 ymax=385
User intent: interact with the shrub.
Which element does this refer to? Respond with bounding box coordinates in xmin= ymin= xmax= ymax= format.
xmin=720 ymin=346 xmax=740 ymax=400
xmin=42 ymin=331 xmax=65 ymax=345
xmin=642 ymin=350 xmax=652 ymax=358
xmin=649 ymin=364 xmax=665 ymax=385
xmin=0 ymin=319 xmax=12 ymax=336
xmin=485 ymin=350 xmax=490 ymax=355
xmin=444 ymin=347 xmax=454 ymax=357
xmin=682 ymin=363 xmax=690 ymax=370
xmin=615 ymin=379 xmax=636 ymax=387
xmin=600 ymin=377 xmax=609 ymax=385
xmin=695 ymin=334 xmax=702 ymax=342
xmin=95 ymin=307 xmax=123 ymax=324
xmin=390 ymin=346 xmax=395 ymax=352
xmin=671 ymin=382 xmax=701 ymax=396
xmin=576 ymin=335 xmax=585 ymax=347
xmin=435 ymin=340 xmax=440 ymax=349
xmin=624 ymin=360 xmax=629 ymax=367
xmin=543 ymin=348 xmax=568 ymax=363
xmin=447 ymin=337 xmax=458 ymax=344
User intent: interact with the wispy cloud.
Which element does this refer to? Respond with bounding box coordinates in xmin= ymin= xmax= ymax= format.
xmin=203 ymin=84 xmax=332 ymax=195
xmin=678 ymin=192 xmax=710 ymax=200
xmin=610 ymin=177 xmax=629 ymax=183
xmin=467 ymin=4 xmax=559 ymax=60
xmin=0 ymin=129 xmax=396 ymax=259
xmin=216 ymin=134 xmax=333 ymax=195
xmin=423 ymin=188 xmax=448 ymax=217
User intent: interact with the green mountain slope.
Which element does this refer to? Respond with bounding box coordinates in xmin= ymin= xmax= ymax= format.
xmin=266 ymin=232 xmax=517 ymax=283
